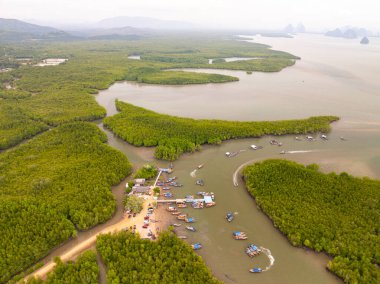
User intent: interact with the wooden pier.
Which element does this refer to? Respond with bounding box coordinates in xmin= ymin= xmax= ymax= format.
xmin=157 ymin=198 xmax=205 ymax=203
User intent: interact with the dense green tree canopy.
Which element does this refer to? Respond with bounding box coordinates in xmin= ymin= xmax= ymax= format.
xmin=26 ymin=250 xmax=99 ymax=284
xmin=104 ymin=101 xmax=338 ymax=160
xmin=0 ymin=36 xmax=298 ymax=149
xmin=97 ymin=231 xmax=221 ymax=283
xmin=243 ymin=159 xmax=380 ymax=284
xmin=0 ymin=122 xmax=131 ymax=283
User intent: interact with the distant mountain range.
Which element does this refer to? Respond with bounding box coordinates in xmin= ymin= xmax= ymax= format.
xmin=0 ymin=16 xmax=193 ymax=42
xmin=0 ymin=18 xmax=77 ymax=41
xmin=96 ymin=16 xmax=195 ymax=30
xmin=283 ymin=23 xmax=306 ymax=34
xmin=325 ymin=26 xmax=371 ymax=39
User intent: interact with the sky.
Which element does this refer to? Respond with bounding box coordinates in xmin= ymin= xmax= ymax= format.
xmin=1 ymin=0 xmax=380 ymax=31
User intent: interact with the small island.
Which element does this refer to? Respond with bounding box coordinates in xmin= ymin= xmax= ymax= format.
xmin=360 ymin=36 xmax=370 ymax=44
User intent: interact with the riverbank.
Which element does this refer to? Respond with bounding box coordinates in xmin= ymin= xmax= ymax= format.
xmin=24 ymin=188 xmax=155 ymax=281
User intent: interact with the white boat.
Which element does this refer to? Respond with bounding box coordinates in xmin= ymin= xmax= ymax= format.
xmin=250 ymin=145 xmax=263 ymax=150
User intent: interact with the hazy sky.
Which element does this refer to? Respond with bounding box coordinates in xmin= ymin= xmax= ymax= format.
xmin=1 ymin=0 xmax=379 ymax=31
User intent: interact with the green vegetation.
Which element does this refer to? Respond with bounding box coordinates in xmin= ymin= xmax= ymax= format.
xmin=134 ymin=164 xmax=158 ymax=179
xmin=124 ymin=195 xmax=144 ymax=213
xmin=0 ymin=103 xmax=49 ymax=149
xmin=211 ymin=58 xmax=226 ymax=64
xmin=104 ymin=101 xmax=338 ymax=160
xmin=136 ymin=70 xmax=238 ymax=85
xmin=0 ymin=36 xmax=298 ymax=150
xmin=96 ymin=230 xmax=221 ymax=283
xmin=26 ymin=251 xmax=99 ymax=284
xmin=0 ymin=122 xmax=131 ymax=283
xmin=243 ymin=159 xmax=380 ymax=284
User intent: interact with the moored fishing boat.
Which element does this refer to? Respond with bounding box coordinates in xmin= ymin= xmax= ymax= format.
xmin=226 ymin=212 xmax=234 ymax=222
xmin=185 ymin=217 xmax=195 ymax=223
xmin=195 ymin=179 xmax=204 ymax=186
xmin=172 ymin=223 xmax=181 ymax=227
xmin=205 ymin=201 xmax=216 ymax=207
xmin=167 ymin=206 xmax=176 ymax=212
xmin=233 ymin=231 xmax=247 ymax=240
xmin=172 ymin=211 xmax=181 ymax=215
xmin=186 ymin=226 xmax=196 ymax=232
xmin=191 ymin=243 xmax=202 ymax=250
xmin=164 ymin=192 xmax=173 ymax=198
xmin=246 ymin=244 xmax=262 ymax=257
xmin=192 ymin=201 xmax=204 ymax=209
xmin=177 ymin=202 xmax=187 ymax=208
xmin=177 ymin=214 xmax=187 ymax=220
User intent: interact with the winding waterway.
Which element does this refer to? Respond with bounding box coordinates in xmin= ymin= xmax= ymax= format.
xmin=95 ymin=34 xmax=380 ymax=283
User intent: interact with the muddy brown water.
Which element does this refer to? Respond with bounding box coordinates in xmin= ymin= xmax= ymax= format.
xmin=48 ymin=34 xmax=380 ymax=284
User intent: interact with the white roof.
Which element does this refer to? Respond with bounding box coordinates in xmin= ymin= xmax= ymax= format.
xmin=204 ymin=196 xmax=213 ymax=203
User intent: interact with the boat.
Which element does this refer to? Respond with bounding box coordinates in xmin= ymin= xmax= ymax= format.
xmin=162 ymin=187 xmax=171 ymax=190
xmin=177 ymin=203 xmax=187 ymax=208
xmin=320 ymin=134 xmax=328 ymax=140
xmin=225 ymin=151 xmax=239 ymax=158
xmin=250 ymin=145 xmax=263 ymax=150
xmin=246 ymin=244 xmax=262 ymax=257
xmin=197 ymin=164 xmax=204 ymax=169
xmin=164 ymin=192 xmax=173 ymax=198
xmin=205 ymin=201 xmax=216 ymax=208
xmin=185 ymin=217 xmax=195 ymax=223
xmin=192 ymin=201 xmax=204 ymax=209
xmin=249 ymin=268 xmax=262 ymax=273
xmin=172 ymin=211 xmax=181 ymax=215
xmin=226 ymin=212 xmax=234 ymax=222
xmin=280 ymin=150 xmax=286 ymax=154
xmin=178 ymin=236 xmax=187 ymax=239
xmin=306 ymin=135 xmax=314 ymax=141
xmin=295 ymin=136 xmax=302 ymax=141
xmin=167 ymin=206 xmax=176 ymax=212
xmin=340 ymin=136 xmax=347 ymax=141
xmin=270 ymin=139 xmax=279 ymax=145
xmin=172 ymin=223 xmax=181 ymax=227
xmin=177 ymin=214 xmax=187 ymax=220
xmin=191 ymin=243 xmax=202 ymax=250
xmin=167 ymin=176 xmax=177 ymax=182
xmin=185 ymin=195 xmax=194 ymax=199
xmin=186 ymin=226 xmax=196 ymax=232
xmin=195 ymin=179 xmax=204 ymax=186
xmin=233 ymin=231 xmax=248 ymax=240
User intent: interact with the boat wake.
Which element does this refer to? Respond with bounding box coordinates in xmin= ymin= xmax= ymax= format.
xmin=285 ymin=150 xmax=316 ymax=154
xmin=260 ymin=247 xmax=275 ymax=272
xmin=190 ymin=169 xmax=197 ymax=178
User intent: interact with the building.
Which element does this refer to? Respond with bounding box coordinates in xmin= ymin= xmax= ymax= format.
xmin=131 ymin=186 xmax=151 ymax=195
xmin=134 ymin=178 xmax=146 ymax=186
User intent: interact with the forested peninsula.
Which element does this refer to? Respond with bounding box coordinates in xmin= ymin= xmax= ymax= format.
xmin=243 ymin=159 xmax=380 ymax=284
xmin=104 ymin=101 xmax=338 ymax=160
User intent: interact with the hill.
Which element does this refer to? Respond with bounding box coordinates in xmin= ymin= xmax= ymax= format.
xmin=0 ymin=18 xmax=76 ymax=41
xmin=97 ymin=16 xmax=195 ymax=30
